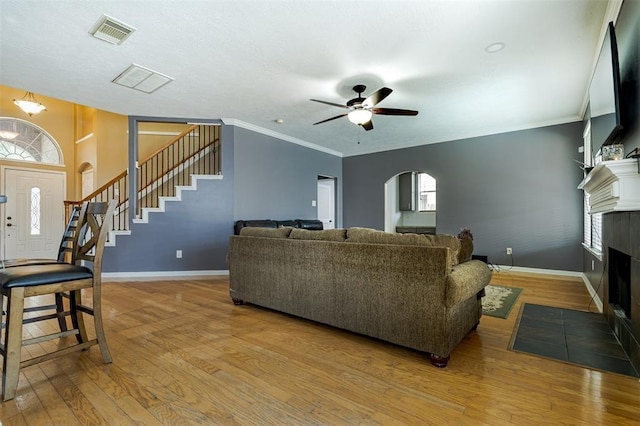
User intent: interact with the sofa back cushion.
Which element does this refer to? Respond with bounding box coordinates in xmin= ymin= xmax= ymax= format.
xmin=346 ymin=227 xmax=423 ymax=245
xmin=289 ymin=228 xmax=346 ymax=242
xmin=346 ymin=227 xmax=460 ymax=268
xmin=423 ymin=234 xmax=461 ymax=268
xmin=457 ymin=236 xmax=474 ymax=263
xmin=239 ymin=226 xmax=293 ymax=238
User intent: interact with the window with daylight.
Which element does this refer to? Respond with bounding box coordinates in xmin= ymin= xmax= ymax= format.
xmin=583 ymin=121 xmax=602 ymax=254
xmin=418 ymin=173 xmax=436 ymax=211
xmin=30 ymin=187 xmax=41 ymax=235
xmin=0 ymin=117 xmax=62 ymax=165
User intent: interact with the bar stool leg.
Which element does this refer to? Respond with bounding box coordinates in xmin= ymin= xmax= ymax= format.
xmin=93 ymin=286 xmax=112 ymax=363
xmin=69 ymin=290 xmax=88 ymax=344
xmin=2 ymin=288 xmax=25 ymax=401
xmin=55 ymin=292 xmax=68 ymax=332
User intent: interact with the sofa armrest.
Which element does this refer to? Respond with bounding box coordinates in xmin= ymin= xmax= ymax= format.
xmin=445 ymin=260 xmax=492 ymax=308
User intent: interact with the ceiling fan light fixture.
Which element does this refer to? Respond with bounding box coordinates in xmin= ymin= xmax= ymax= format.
xmin=348 ymin=109 xmax=372 ymax=125
xmin=13 ymin=91 xmax=47 ymax=116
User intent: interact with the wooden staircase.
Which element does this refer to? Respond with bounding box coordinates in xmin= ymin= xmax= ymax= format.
xmin=65 ymin=124 xmax=221 ymax=245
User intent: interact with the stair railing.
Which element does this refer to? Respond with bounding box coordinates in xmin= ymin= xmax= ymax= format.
xmin=65 ymin=124 xmax=221 ymax=231
xmin=136 ymin=124 xmax=220 ymax=217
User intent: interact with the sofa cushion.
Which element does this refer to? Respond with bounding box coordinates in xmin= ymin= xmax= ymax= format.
xmin=422 ymin=234 xmax=461 ymax=267
xmin=276 ymin=220 xmax=298 ymax=228
xmin=346 ymin=227 xmax=425 ymax=245
xmin=295 ymin=219 xmax=324 ymax=230
xmin=289 ymin=228 xmax=346 ymax=242
xmin=458 ymin=237 xmax=473 ymax=263
xmin=239 ymin=226 xmax=293 ymax=238
xmin=346 ymin=228 xmax=460 ymax=269
xmin=457 ymin=228 xmax=474 ymax=263
xmin=234 ymin=219 xmax=278 ymax=235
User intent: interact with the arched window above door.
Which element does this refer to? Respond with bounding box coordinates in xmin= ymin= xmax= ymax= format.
xmin=0 ymin=117 xmax=62 ymax=165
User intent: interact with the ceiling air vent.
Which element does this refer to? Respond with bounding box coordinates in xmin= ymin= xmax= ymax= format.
xmin=112 ymin=64 xmax=174 ymax=94
xmin=90 ymin=15 xmax=135 ymax=45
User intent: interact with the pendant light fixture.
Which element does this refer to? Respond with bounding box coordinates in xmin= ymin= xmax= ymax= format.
xmin=13 ymin=91 xmax=47 ymax=116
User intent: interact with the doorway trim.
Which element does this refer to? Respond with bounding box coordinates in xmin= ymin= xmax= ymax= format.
xmin=1 ymin=165 xmax=66 ymax=259
xmin=317 ymin=175 xmax=337 ymax=230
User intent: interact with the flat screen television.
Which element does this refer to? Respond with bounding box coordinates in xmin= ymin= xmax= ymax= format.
xmin=589 ymin=21 xmax=623 ymax=151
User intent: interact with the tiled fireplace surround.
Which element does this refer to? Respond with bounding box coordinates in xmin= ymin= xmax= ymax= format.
xmin=603 ymin=211 xmax=640 ymax=372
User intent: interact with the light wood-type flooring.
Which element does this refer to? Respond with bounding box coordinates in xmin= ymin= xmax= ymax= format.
xmin=1 ymin=271 xmax=639 ymax=425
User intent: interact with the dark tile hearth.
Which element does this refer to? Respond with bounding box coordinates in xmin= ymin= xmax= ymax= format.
xmin=511 ymin=304 xmax=639 ymax=377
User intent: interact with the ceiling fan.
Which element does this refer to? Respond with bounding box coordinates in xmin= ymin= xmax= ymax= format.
xmin=310 ymin=84 xmax=418 ymax=131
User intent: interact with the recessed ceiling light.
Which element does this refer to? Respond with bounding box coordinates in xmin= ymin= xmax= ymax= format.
xmin=275 ymin=119 xmax=284 ymax=124
xmin=485 ymin=42 xmax=505 ymax=53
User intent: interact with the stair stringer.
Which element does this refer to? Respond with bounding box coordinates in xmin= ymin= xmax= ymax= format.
xmin=106 ymin=174 xmax=223 ymax=246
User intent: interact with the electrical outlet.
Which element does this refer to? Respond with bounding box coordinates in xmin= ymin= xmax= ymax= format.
xmin=176 ymin=250 xmax=182 ymax=259
xmin=506 ymin=247 xmax=512 ymax=255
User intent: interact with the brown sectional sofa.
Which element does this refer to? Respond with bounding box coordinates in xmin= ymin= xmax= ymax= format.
xmin=228 ymin=226 xmax=491 ymax=367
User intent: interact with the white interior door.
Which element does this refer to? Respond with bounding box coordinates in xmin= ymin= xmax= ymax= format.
xmin=2 ymin=168 xmax=65 ymax=259
xmin=317 ymin=177 xmax=336 ymax=230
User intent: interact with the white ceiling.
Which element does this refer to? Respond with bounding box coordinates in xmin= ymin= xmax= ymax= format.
xmin=0 ymin=1 xmax=616 ymax=157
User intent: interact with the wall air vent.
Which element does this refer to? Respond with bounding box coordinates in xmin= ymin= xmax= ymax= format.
xmin=90 ymin=15 xmax=135 ymax=45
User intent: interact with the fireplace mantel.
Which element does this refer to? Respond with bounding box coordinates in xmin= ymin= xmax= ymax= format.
xmin=578 ymin=158 xmax=640 ymax=214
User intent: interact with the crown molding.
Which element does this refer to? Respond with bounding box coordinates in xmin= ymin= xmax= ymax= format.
xmin=221 ymin=118 xmax=343 ymax=158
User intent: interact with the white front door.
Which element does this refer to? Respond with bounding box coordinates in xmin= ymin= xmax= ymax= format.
xmin=317 ymin=177 xmax=336 ymax=230
xmin=2 ymin=168 xmax=65 ymax=259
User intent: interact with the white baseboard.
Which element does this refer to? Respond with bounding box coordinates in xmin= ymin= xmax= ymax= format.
xmin=493 ymin=265 xmax=583 ymax=277
xmin=492 ymin=265 xmax=603 ymax=313
xmin=103 ymin=270 xmax=229 ymax=281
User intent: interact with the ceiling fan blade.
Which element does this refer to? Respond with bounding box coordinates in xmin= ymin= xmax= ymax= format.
xmin=362 ymin=87 xmax=393 ymax=108
xmin=372 ymin=107 xmax=419 ymax=116
xmin=313 ymin=113 xmax=348 ymax=125
xmin=310 ymin=99 xmax=348 ymax=109
xmin=361 ymin=120 xmax=374 ymax=131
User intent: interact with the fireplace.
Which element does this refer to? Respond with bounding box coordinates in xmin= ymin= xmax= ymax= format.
xmin=581 ymin=161 xmax=640 ymax=373
xmin=609 ymin=248 xmax=631 ymax=320
xmin=602 ymin=211 xmax=640 ymax=373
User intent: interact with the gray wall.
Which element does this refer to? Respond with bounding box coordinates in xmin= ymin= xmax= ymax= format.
xmin=103 ymin=124 xmax=343 ymax=273
xmin=343 ymin=122 xmax=585 ymax=271
xmin=103 ymin=124 xmax=235 ymax=272
xmin=233 ymin=126 xmax=342 ymax=224
xmin=102 ymin=177 xmax=234 ymax=272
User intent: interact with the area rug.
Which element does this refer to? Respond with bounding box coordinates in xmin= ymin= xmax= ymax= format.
xmin=510 ymin=303 xmax=639 ymax=377
xmin=482 ymin=284 xmax=523 ymax=318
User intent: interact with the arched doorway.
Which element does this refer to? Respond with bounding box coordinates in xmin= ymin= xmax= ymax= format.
xmin=79 ymin=163 xmax=95 ymax=199
xmin=384 ymin=171 xmax=436 ymax=233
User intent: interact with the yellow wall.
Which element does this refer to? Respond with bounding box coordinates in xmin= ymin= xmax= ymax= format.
xmin=138 ymin=122 xmax=191 ymax=161
xmin=0 ymin=85 xmax=129 ymax=200
xmin=1 ymin=85 xmax=192 ymax=201
xmin=0 ymin=85 xmax=77 ymax=198
xmin=95 ymin=110 xmax=128 ymax=187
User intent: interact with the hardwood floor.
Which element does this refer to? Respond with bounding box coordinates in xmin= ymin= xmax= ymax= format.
xmin=2 ymin=271 xmax=639 ymax=425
